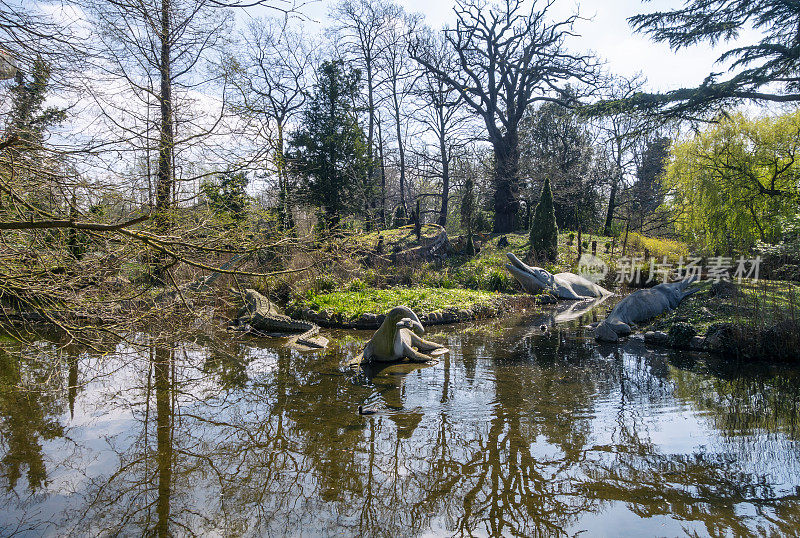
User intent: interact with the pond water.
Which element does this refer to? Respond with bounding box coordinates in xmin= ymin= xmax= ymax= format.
xmin=1 ymin=304 xmax=800 ymax=536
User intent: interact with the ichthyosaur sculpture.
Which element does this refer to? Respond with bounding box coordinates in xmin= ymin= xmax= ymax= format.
xmin=362 ymin=306 xmax=449 ymax=363
xmin=505 ymin=252 xmax=611 ymax=300
xmin=594 ymin=277 xmax=700 ymax=342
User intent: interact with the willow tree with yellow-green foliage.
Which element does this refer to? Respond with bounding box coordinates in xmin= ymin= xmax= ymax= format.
xmin=663 ymin=111 xmax=800 ymax=254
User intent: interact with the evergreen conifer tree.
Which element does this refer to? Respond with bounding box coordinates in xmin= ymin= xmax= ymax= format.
xmin=289 ymin=59 xmax=370 ymax=229
xmin=530 ymin=176 xmax=558 ymax=262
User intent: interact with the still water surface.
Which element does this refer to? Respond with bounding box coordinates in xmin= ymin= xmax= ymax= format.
xmin=1 ymin=308 xmax=799 ymax=536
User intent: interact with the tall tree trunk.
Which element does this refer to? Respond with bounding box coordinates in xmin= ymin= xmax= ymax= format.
xmin=437 ymin=112 xmax=449 ymax=227
xmin=365 ymin=60 xmax=376 ymax=227
xmin=156 ymin=0 xmax=173 ymax=228
xmin=393 ymin=87 xmax=407 ymax=219
xmin=603 ymin=174 xmax=619 ymax=236
xmin=492 ymin=130 xmax=520 ymax=234
xmin=275 ymin=122 xmax=294 ymax=233
xmin=377 ymin=117 xmax=387 ymax=228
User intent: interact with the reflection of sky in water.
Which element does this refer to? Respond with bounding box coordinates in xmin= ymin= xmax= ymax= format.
xmin=1 ymin=319 xmax=799 ymax=536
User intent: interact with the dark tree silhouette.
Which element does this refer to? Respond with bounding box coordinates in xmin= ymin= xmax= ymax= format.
xmin=289 ymin=60 xmax=370 ymax=229
xmin=410 ymin=0 xmax=599 ymax=233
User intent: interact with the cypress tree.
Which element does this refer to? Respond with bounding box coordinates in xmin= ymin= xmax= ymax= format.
xmin=530 ymin=176 xmax=558 ymax=262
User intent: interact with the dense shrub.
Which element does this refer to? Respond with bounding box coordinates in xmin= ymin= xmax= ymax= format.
xmin=530 ymin=176 xmax=558 ymax=262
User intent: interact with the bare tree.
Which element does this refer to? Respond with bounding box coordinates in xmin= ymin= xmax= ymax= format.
xmin=331 ymin=0 xmax=397 ymax=228
xmin=375 ymin=6 xmax=420 ymax=222
xmin=410 ymin=0 xmax=600 ymax=233
xmin=594 ymin=75 xmax=658 ymax=236
xmin=411 ymin=29 xmax=474 ymax=227
xmin=0 ymin=0 xmax=320 ymax=344
xmin=85 ymin=0 xmax=235 ymax=230
xmin=228 ymin=18 xmax=315 ymax=231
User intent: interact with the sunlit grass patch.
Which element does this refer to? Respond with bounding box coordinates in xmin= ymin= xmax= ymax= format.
xmin=626 ymin=232 xmax=689 ymax=261
xmin=350 ymin=224 xmax=443 ymax=252
xmin=290 ymin=286 xmax=504 ymax=319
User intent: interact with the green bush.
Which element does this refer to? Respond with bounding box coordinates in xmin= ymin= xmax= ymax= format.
xmin=487 ymin=269 xmax=514 ymax=292
xmin=346 ymin=278 xmax=367 ymax=291
xmin=311 ymin=275 xmax=338 ymax=293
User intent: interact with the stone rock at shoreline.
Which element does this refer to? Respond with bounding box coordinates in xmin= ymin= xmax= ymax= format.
xmin=704 ymin=322 xmax=736 ymax=353
xmin=425 ymin=311 xmax=442 ymax=324
xmin=689 ymin=336 xmax=707 ymax=351
xmin=441 ymin=311 xmax=458 ymax=323
xmin=644 ymin=331 xmax=669 ymax=346
xmin=668 ymin=322 xmax=698 ymax=349
xmin=536 ymin=293 xmax=558 ymax=305
xmin=355 ymin=313 xmax=382 ymax=328
xmin=761 ymin=320 xmax=797 ymax=359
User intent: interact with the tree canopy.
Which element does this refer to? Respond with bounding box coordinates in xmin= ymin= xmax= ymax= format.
xmin=663 ymin=111 xmax=800 ymax=253
xmin=289 ymin=59 xmax=371 ymax=229
xmin=624 ymin=0 xmax=800 ymax=117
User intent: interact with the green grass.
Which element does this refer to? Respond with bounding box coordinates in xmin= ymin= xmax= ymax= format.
xmin=289 ymin=286 xmax=506 ymax=320
xmin=440 ymin=230 xmax=633 ymax=291
xmin=263 ymin=227 xmax=691 ymax=305
xmin=651 ymin=280 xmax=800 ymax=335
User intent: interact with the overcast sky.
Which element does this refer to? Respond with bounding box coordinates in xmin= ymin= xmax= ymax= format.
xmin=264 ymin=0 xmax=761 ymax=95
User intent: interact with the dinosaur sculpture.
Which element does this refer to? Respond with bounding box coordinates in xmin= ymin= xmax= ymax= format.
xmin=505 ymin=253 xmax=611 ymax=300
xmin=231 ymin=289 xmax=327 ymax=349
xmin=362 ymin=306 xmax=449 ymax=363
xmin=594 ymin=277 xmax=699 ymax=342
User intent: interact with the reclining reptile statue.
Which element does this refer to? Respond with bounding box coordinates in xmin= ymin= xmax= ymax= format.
xmin=594 ymin=277 xmax=699 ymax=342
xmin=505 ymin=253 xmax=611 ymax=300
xmin=362 ymin=306 xmax=449 ymax=363
xmin=230 ymin=288 xmax=327 ymax=349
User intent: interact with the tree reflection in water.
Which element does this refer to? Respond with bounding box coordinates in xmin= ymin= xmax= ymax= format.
xmin=0 ymin=317 xmax=799 ymax=536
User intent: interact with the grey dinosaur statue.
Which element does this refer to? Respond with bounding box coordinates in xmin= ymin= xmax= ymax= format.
xmin=362 ymin=306 xmax=449 ymax=363
xmin=505 ymin=252 xmax=611 ymax=300
xmin=231 ymin=288 xmax=327 ymax=349
xmin=594 ymin=277 xmax=699 ymax=342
